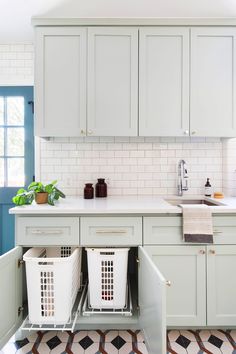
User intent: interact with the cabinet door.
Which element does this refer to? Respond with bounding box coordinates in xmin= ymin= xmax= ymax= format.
xmin=35 ymin=27 xmax=87 ymax=137
xmin=87 ymin=27 xmax=138 ymax=136
xmin=145 ymin=245 xmax=206 ymax=327
xmin=191 ymin=28 xmax=236 ymax=137
xmin=207 ymin=245 xmax=236 ymax=325
xmin=0 ymin=247 xmax=23 ymax=349
xmin=138 ymin=246 xmax=166 ymax=354
xmin=139 ymin=28 xmax=189 ymax=136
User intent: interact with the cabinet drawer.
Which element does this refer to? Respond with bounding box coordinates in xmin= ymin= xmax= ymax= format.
xmin=80 ymin=217 xmax=142 ymax=246
xmin=211 ymin=216 xmax=236 ymax=244
xmin=144 ymin=215 xmax=236 ymax=245
xmin=144 ymin=216 xmax=182 ymax=244
xmin=16 ymin=217 xmax=80 ymax=246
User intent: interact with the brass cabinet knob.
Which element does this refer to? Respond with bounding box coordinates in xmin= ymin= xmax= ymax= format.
xmin=199 ymin=249 xmax=206 ymax=255
xmin=191 ymin=131 xmax=197 ymax=135
xmin=209 ymin=249 xmax=216 ymax=255
xmin=80 ymin=129 xmax=86 ymax=135
xmin=184 ymin=130 xmax=189 ymax=135
xmin=87 ymin=129 xmax=93 ymax=135
xmin=166 ymin=280 xmax=171 ymax=287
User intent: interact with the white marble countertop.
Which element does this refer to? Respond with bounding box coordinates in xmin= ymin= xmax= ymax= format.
xmin=9 ymin=195 xmax=236 ymax=215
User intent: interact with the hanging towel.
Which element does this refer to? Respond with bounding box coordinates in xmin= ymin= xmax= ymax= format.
xmin=181 ymin=204 xmax=213 ymax=243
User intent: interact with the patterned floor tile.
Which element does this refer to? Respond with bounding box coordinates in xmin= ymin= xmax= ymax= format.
xmin=41 ymin=331 xmax=58 ymax=343
xmin=168 ymin=330 xmax=181 ymax=342
xmin=229 ymin=330 xmax=236 ymax=342
xmin=86 ymin=330 xmax=100 ymax=342
xmin=104 ymin=342 xmax=119 ymax=353
xmin=202 ymin=341 xmax=222 ymax=353
xmin=50 ymin=342 xmax=67 ymax=354
xmin=35 ymin=342 xmax=51 ymax=354
xmin=210 ymin=330 xmax=229 ymax=342
xmin=73 ymin=331 xmax=88 ymax=342
xmin=16 ymin=342 xmax=34 ymax=354
xmin=105 ymin=330 xmax=119 ymax=342
xmin=220 ymin=341 xmax=235 ymax=353
xmin=136 ymin=330 xmax=145 ymax=343
xmin=170 ymin=342 xmax=188 ymax=354
xmin=197 ymin=330 xmax=211 ymax=342
xmin=137 ymin=342 xmax=149 ymax=354
xmin=186 ymin=341 xmax=201 ymax=354
xmin=118 ymin=342 xmax=133 ymax=353
xmin=25 ymin=331 xmax=38 ymax=343
xmin=56 ymin=331 xmax=70 ymax=342
xmin=118 ymin=331 xmax=133 ymax=343
xmin=180 ymin=331 xmax=197 ymax=342
xmin=84 ymin=342 xmax=100 ymax=353
xmin=71 ymin=342 xmax=86 ymax=353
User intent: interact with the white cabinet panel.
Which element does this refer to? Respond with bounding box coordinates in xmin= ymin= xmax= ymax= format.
xmin=35 ymin=27 xmax=86 ymax=137
xmin=139 ymin=28 xmax=189 ymax=136
xmin=139 ymin=246 xmax=166 ymax=354
xmin=207 ymin=245 xmax=236 ymax=326
xmin=191 ymin=28 xmax=236 ymax=137
xmin=145 ymin=245 xmax=206 ymax=326
xmin=87 ymin=27 xmax=138 ymax=136
xmin=0 ymin=247 xmax=23 ymax=349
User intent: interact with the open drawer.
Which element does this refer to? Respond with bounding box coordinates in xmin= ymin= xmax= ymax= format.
xmin=0 ymin=246 xmax=166 ymax=354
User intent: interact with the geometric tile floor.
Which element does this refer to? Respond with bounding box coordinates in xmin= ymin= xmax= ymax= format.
xmin=0 ymin=330 xmax=147 ymax=354
xmin=1 ymin=329 xmax=236 ymax=353
xmin=167 ymin=329 xmax=236 ymax=353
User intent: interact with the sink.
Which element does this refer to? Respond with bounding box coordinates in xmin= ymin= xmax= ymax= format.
xmin=165 ymin=198 xmax=224 ymax=207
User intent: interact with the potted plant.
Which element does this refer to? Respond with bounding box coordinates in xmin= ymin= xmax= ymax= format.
xmin=12 ymin=180 xmax=65 ymax=206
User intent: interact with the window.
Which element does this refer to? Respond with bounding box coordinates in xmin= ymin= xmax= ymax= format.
xmin=0 ymin=95 xmax=27 ymax=187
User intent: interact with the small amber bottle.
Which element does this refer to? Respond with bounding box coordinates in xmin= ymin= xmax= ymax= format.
xmin=84 ymin=183 xmax=94 ymax=199
xmin=95 ymin=178 xmax=107 ymax=198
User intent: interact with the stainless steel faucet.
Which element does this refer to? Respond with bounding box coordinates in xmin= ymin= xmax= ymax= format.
xmin=178 ymin=159 xmax=188 ymax=196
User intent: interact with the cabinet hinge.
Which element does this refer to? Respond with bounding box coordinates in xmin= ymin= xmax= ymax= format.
xmin=18 ymin=306 xmax=24 ymax=316
xmin=18 ymin=259 xmax=24 ymax=268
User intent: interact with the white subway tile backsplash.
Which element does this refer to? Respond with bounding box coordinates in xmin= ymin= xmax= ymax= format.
xmin=39 ymin=136 xmax=224 ymax=197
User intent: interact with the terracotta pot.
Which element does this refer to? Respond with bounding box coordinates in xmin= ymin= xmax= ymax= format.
xmin=35 ymin=192 xmax=48 ymax=204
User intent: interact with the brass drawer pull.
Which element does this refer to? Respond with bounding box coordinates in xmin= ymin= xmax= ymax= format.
xmin=31 ymin=229 xmax=63 ymax=235
xmin=95 ymin=229 xmax=127 ymax=234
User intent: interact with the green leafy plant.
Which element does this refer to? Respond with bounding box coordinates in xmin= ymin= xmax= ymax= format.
xmin=12 ymin=180 xmax=65 ymax=206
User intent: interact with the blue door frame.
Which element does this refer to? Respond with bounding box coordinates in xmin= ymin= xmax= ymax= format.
xmin=0 ymin=86 xmax=34 ymax=255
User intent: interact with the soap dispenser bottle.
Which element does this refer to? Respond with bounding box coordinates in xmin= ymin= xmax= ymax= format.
xmin=205 ymin=178 xmax=212 ymax=197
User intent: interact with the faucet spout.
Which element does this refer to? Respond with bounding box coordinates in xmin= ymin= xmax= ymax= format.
xmin=178 ymin=159 xmax=188 ymax=196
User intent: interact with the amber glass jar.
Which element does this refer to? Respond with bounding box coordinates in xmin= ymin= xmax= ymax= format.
xmin=95 ymin=178 xmax=107 ymax=197
xmin=84 ymin=183 xmax=94 ymax=199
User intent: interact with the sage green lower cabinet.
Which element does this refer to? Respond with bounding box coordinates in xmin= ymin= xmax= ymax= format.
xmin=0 ymin=247 xmax=23 ymax=348
xmin=145 ymin=245 xmax=206 ymax=327
xmin=207 ymin=245 xmax=236 ymax=326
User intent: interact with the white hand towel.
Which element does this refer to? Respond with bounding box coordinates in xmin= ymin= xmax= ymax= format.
xmin=181 ymin=204 xmax=213 ymax=243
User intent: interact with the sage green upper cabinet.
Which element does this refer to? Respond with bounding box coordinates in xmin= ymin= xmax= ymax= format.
xmin=87 ymin=27 xmax=138 ymax=136
xmin=35 ymin=27 xmax=87 ymax=137
xmin=139 ymin=28 xmax=190 ymax=136
xmin=190 ymin=28 xmax=236 ymax=137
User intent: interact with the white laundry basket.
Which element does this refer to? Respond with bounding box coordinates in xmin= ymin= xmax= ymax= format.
xmin=86 ymin=248 xmax=129 ymax=309
xmin=23 ymin=247 xmax=82 ymax=325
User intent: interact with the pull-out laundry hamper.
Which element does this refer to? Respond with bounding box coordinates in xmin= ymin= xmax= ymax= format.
xmin=86 ymin=248 xmax=129 ymax=309
xmin=23 ymin=247 xmax=82 ymax=325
